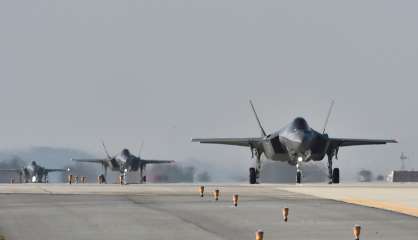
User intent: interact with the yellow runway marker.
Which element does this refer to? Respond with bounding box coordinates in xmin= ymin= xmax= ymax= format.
xmin=213 ymin=189 xmax=220 ymax=201
xmin=344 ymin=198 xmax=418 ymax=217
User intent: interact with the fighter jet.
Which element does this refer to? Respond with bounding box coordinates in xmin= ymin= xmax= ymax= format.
xmin=192 ymin=101 xmax=397 ymax=184
xmin=0 ymin=161 xmax=70 ymax=183
xmin=71 ymin=142 xmax=175 ymax=183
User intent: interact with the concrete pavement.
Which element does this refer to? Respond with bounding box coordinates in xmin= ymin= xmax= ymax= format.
xmin=0 ymin=183 xmax=416 ymax=240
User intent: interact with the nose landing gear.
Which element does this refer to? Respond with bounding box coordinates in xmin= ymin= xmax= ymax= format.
xmin=296 ymin=170 xmax=302 ymax=184
xmin=296 ymin=163 xmax=303 ymax=184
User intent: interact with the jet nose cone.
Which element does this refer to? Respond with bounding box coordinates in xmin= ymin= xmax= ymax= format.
xmin=289 ymin=131 xmax=303 ymax=143
xmin=294 ymin=131 xmax=312 ymax=151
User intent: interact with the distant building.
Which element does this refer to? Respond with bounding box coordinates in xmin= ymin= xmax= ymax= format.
xmin=387 ymin=170 xmax=418 ymax=182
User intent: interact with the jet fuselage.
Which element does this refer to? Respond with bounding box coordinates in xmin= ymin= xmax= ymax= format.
xmin=107 ymin=149 xmax=144 ymax=173
xmin=260 ymin=117 xmax=328 ymax=165
xmin=21 ymin=161 xmax=60 ymax=183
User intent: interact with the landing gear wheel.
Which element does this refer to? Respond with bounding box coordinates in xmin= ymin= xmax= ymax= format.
xmin=249 ymin=168 xmax=256 ymax=184
xmin=99 ymin=174 xmax=106 ymax=184
xmin=296 ymin=171 xmax=302 ymax=184
xmin=332 ymin=168 xmax=340 ymax=184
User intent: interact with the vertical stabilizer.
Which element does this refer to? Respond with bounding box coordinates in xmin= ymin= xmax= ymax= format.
xmin=249 ymin=100 xmax=267 ymax=137
xmin=322 ymin=100 xmax=335 ymax=134
xmin=138 ymin=141 xmax=144 ymax=157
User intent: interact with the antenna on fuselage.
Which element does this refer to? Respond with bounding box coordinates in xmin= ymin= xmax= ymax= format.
xmin=249 ymin=100 xmax=267 ymax=137
xmin=322 ymin=100 xmax=335 ymax=134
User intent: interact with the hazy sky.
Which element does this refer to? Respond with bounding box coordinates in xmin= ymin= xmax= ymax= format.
xmin=0 ymin=1 xmax=417 ymax=179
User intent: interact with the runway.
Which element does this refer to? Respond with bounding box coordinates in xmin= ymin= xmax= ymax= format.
xmin=0 ymin=184 xmax=417 ymax=240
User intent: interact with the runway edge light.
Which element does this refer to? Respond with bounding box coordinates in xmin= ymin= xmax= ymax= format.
xmin=233 ymin=194 xmax=239 ymax=207
xmin=282 ymin=207 xmax=289 ymax=222
xmin=213 ymin=189 xmax=220 ymax=201
xmin=199 ymin=186 xmax=204 ymax=197
xmin=255 ymin=230 xmax=264 ymax=240
xmin=353 ymin=224 xmax=361 ymax=240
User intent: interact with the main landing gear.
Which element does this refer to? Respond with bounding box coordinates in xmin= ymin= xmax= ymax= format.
xmin=98 ymin=174 xmax=106 ymax=184
xmin=327 ymin=154 xmax=339 ymax=184
xmin=249 ymin=167 xmax=256 ymax=184
xmin=249 ymin=148 xmax=261 ymax=184
xmin=139 ymin=165 xmax=147 ymax=184
xmin=99 ymin=165 xmax=108 ymax=184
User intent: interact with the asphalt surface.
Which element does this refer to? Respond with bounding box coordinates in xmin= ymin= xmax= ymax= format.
xmin=0 ymin=184 xmax=417 ymax=240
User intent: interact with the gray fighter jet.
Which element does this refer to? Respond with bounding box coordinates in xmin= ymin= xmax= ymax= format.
xmin=0 ymin=161 xmax=69 ymax=183
xmin=192 ymin=101 xmax=397 ymax=184
xmin=72 ymin=142 xmax=175 ymax=183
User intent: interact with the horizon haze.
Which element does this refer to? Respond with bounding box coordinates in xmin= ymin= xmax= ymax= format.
xmin=0 ymin=1 xmax=416 ymax=180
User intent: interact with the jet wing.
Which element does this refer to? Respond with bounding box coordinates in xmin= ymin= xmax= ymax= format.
xmin=45 ymin=168 xmax=69 ymax=173
xmin=0 ymin=169 xmax=20 ymax=173
xmin=71 ymin=158 xmax=108 ymax=165
xmin=329 ymin=138 xmax=397 ymax=147
xmin=142 ymin=159 xmax=175 ymax=164
xmin=192 ymin=137 xmax=263 ymax=147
